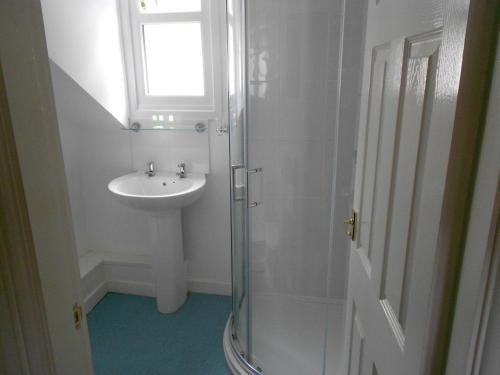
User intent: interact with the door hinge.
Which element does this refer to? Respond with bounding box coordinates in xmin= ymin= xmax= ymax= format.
xmin=344 ymin=209 xmax=358 ymax=241
xmin=73 ymin=303 xmax=83 ymax=330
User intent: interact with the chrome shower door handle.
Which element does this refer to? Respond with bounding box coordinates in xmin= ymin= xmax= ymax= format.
xmin=231 ymin=165 xmax=245 ymax=202
xmin=247 ymin=167 xmax=263 ymax=208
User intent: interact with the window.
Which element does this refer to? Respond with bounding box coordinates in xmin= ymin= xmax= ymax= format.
xmin=120 ymin=0 xmax=216 ymax=122
xmin=140 ymin=0 xmax=201 ymax=14
xmin=142 ymin=23 xmax=205 ymax=96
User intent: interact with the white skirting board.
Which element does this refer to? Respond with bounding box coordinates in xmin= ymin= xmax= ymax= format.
xmin=79 ymin=251 xmax=231 ymax=313
xmin=84 ymin=281 xmax=107 ymax=313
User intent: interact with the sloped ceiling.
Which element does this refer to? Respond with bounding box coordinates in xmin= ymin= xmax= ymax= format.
xmin=40 ymin=0 xmax=128 ymax=126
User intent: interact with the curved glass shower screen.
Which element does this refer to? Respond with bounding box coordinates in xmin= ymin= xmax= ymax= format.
xmin=226 ymin=0 xmax=348 ymax=374
xmin=227 ymin=0 xmax=250 ymax=361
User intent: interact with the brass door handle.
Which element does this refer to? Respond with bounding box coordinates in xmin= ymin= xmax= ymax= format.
xmin=344 ymin=217 xmax=355 ymax=225
xmin=344 ymin=210 xmax=357 ymax=241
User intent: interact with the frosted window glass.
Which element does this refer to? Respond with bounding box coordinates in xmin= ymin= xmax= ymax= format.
xmin=143 ymin=23 xmax=205 ymax=96
xmin=140 ymin=0 xmax=201 ymax=13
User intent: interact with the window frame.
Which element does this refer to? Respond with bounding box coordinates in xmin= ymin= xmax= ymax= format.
xmin=119 ymin=0 xmax=216 ymax=122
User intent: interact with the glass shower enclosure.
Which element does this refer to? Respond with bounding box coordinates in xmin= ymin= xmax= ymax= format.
xmin=226 ymin=0 xmax=251 ymax=365
xmin=224 ymin=0 xmax=354 ymax=374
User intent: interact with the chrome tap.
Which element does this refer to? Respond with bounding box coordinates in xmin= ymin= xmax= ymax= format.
xmin=145 ymin=161 xmax=155 ymax=177
xmin=176 ymin=162 xmax=186 ymax=178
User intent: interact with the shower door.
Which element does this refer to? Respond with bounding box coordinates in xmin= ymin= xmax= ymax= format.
xmin=227 ymin=0 xmax=251 ymax=360
xmin=226 ymin=0 xmax=350 ymax=374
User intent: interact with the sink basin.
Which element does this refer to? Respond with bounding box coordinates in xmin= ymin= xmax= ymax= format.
xmin=108 ymin=171 xmax=206 ymax=211
xmin=107 ymin=170 xmax=206 ymax=314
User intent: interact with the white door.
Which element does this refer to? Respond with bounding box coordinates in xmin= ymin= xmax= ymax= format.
xmin=344 ymin=0 xmax=472 ymax=373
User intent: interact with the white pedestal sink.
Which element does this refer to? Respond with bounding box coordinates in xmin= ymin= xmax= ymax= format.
xmin=108 ymin=171 xmax=206 ymax=313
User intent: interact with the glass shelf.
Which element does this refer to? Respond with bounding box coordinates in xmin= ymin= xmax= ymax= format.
xmin=123 ymin=120 xmax=208 ymax=133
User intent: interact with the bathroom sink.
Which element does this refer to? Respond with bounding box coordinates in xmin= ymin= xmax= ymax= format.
xmin=108 ymin=169 xmax=206 ymax=313
xmin=108 ymin=171 xmax=206 ymax=211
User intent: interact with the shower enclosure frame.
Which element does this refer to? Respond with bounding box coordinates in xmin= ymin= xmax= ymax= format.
xmin=223 ymin=0 xmax=262 ymax=373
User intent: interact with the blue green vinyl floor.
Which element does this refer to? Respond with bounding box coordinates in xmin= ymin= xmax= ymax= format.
xmin=87 ymin=292 xmax=232 ymax=375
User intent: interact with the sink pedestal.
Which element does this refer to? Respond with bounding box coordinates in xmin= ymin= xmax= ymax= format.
xmin=108 ymin=171 xmax=206 ymax=314
xmin=149 ymin=209 xmax=187 ymax=313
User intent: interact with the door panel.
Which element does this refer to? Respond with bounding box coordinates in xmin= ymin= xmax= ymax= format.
xmin=345 ymin=0 xmax=468 ymax=372
xmin=358 ymin=44 xmax=390 ymax=267
xmin=378 ymin=35 xmax=440 ymax=336
xmin=347 ymin=303 xmax=366 ymax=375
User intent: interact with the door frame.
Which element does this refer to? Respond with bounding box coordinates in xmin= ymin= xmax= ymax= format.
xmin=444 ymin=21 xmax=500 ymax=375
xmin=0 ymin=0 xmax=94 ymax=374
xmin=0 ymin=60 xmax=56 ymax=375
xmin=447 ymin=177 xmax=500 ymax=375
xmin=416 ymin=0 xmax=500 ymax=372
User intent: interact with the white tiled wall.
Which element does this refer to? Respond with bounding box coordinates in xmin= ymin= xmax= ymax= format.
xmin=50 ymin=61 xmax=231 ymax=290
xmin=130 ymin=130 xmax=210 ymax=174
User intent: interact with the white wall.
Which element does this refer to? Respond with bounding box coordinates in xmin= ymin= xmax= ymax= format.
xmin=41 ymin=0 xmax=128 ymax=125
xmin=49 ymin=61 xmax=231 ymax=291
